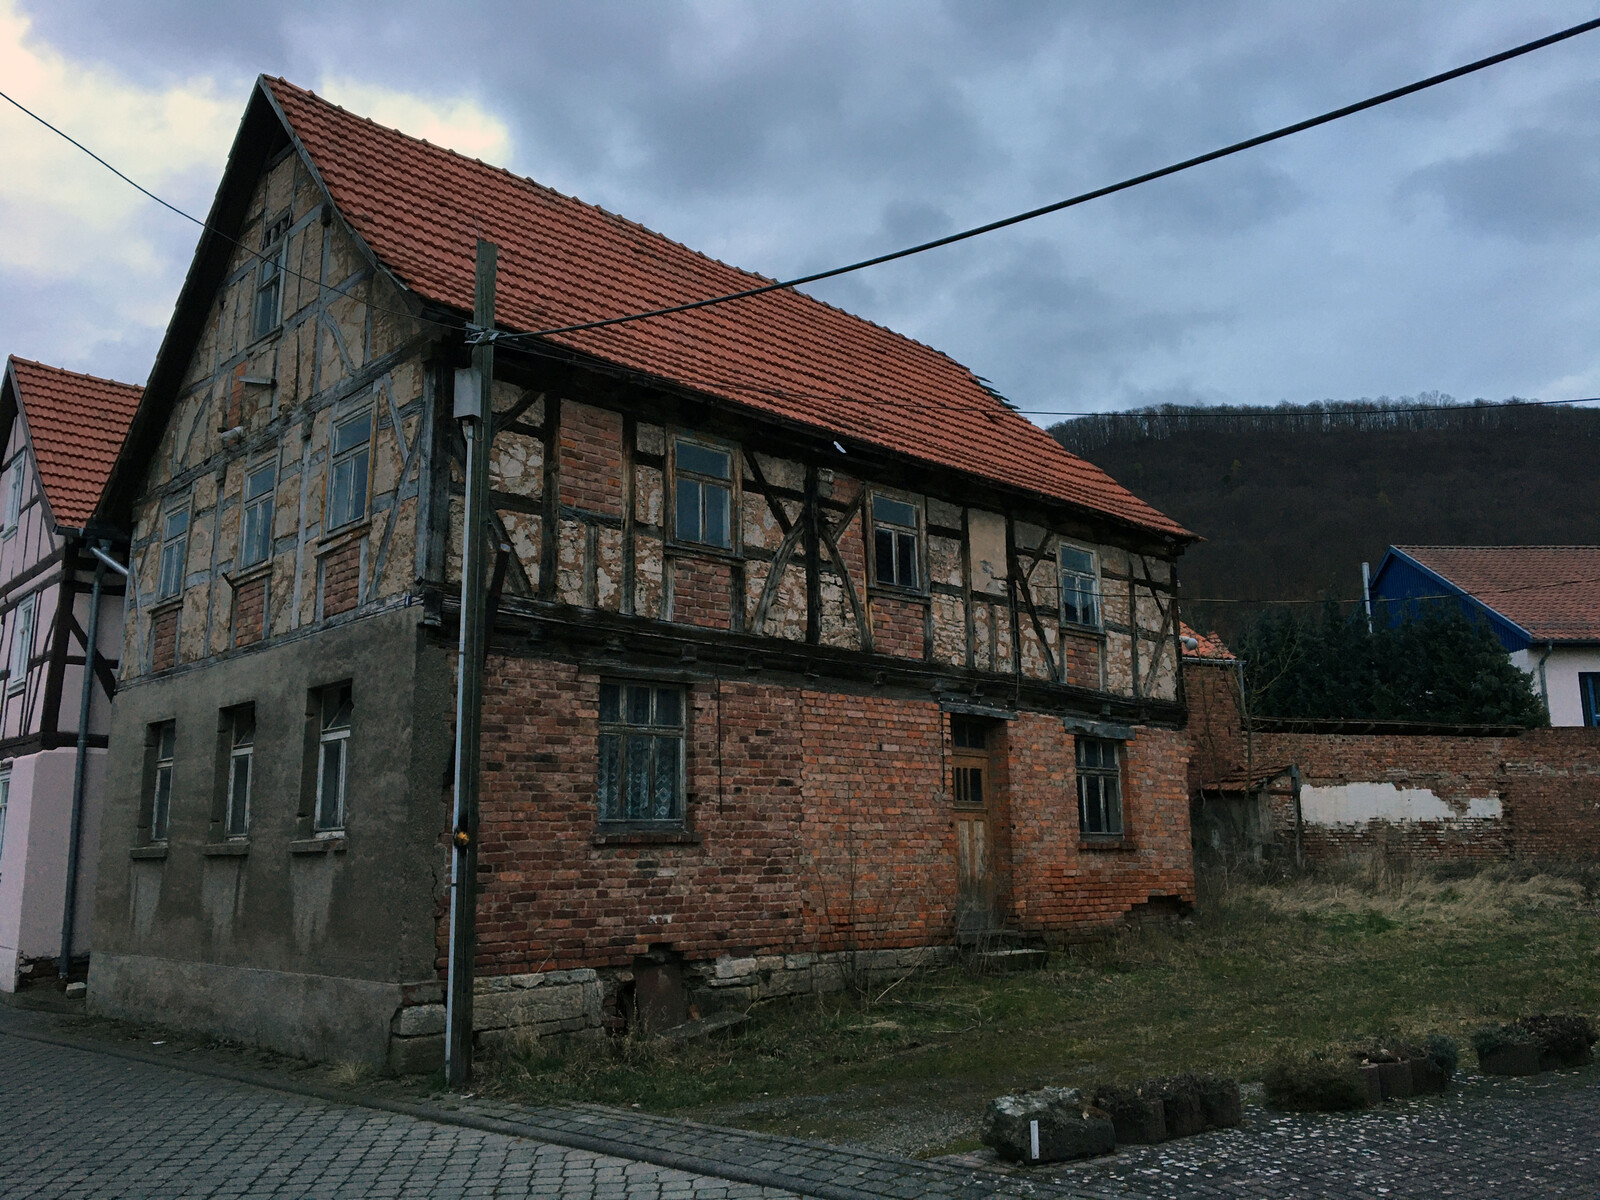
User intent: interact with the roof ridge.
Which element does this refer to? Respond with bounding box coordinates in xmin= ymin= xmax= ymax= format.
xmin=268 ymin=79 xmax=1006 ymax=409
xmin=8 ymin=355 xmax=143 ymax=393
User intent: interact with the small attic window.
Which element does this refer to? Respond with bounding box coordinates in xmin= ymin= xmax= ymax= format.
xmin=2 ymin=456 xmax=22 ymax=536
xmin=252 ymin=215 xmax=292 ymax=340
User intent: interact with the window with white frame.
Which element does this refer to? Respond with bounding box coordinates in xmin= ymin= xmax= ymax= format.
xmin=0 ymin=767 xmax=10 ymax=873
xmin=597 ymin=681 xmax=685 ymax=824
xmin=150 ymin=721 xmax=175 ymax=842
xmin=315 ymin=683 xmax=353 ymax=834
xmin=326 ymin=412 xmax=372 ymax=530
xmin=239 ymin=463 xmax=275 ymax=568
xmin=252 ymin=215 xmax=291 ymax=341
xmin=2 ymin=458 xmax=21 ymax=536
xmin=1059 ymin=544 xmax=1100 ymax=627
xmin=158 ymin=500 xmax=189 ymax=599
xmin=1076 ymin=737 xmax=1123 ymax=837
xmin=7 ymin=594 xmax=35 ymax=694
xmin=224 ymin=706 xmax=254 ymax=839
xmin=871 ymin=494 xmax=922 ymax=589
xmin=672 ymin=438 xmax=733 ymax=548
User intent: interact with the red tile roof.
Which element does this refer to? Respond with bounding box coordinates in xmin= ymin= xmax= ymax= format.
xmin=1395 ymin=545 xmax=1600 ymax=642
xmin=1179 ymin=621 xmax=1235 ymax=660
xmin=264 ymin=78 xmax=1189 ymax=540
xmin=6 ymin=358 xmax=142 ymax=529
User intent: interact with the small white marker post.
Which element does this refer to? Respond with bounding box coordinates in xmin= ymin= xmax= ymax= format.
xmin=1029 ymin=1118 xmax=1040 ymax=1162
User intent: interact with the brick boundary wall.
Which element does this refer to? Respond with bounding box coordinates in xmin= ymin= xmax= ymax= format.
xmin=1183 ymin=659 xmax=1600 ymax=865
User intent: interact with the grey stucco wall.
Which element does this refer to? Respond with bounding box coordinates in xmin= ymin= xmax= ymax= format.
xmin=88 ymin=605 xmax=454 ymax=1063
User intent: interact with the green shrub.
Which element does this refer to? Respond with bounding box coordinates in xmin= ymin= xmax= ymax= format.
xmin=1513 ymin=1013 xmax=1596 ymax=1059
xmin=1471 ymin=1023 xmax=1539 ymax=1059
xmin=1422 ymin=1033 xmax=1459 ymax=1078
xmin=1263 ymin=1052 xmax=1369 ymax=1112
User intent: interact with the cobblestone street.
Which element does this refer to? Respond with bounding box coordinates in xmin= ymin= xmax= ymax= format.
xmin=0 ymin=1031 xmax=805 ymax=1200
xmin=1046 ymin=1067 xmax=1600 ymax=1198
xmin=3 ymin=1008 xmax=1599 ymax=1198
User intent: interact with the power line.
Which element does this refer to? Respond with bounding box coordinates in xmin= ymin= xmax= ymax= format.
xmin=1184 ymin=572 xmax=1600 ymax=606
xmin=0 ymin=87 xmax=464 ymax=338
xmin=488 ymin=14 xmax=1600 ymax=346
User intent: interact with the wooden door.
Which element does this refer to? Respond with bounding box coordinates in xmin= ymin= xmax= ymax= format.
xmin=951 ymin=718 xmax=996 ymax=939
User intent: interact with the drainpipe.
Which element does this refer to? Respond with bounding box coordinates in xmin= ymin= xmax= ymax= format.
xmin=1536 ymin=641 xmax=1554 ymax=712
xmin=1361 ymin=562 xmax=1373 ymax=635
xmin=59 ymin=543 xmax=124 ymax=978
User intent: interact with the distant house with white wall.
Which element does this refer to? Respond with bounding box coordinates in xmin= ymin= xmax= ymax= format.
xmin=1368 ymin=545 xmax=1600 ymax=727
xmin=0 ymin=358 xmax=139 ymax=990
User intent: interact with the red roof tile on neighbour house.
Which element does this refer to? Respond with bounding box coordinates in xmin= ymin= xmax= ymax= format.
xmin=6 ymin=358 xmax=142 ymax=529
xmin=1179 ymin=621 xmax=1235 ymax=660
xmin=1396 ymin=545 xmax=1600 ymax=642
xmin=263 ymin=78 xmax=1189 ymax=539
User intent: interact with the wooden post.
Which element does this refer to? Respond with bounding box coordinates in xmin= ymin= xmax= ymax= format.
xmin=445 ymin=240 xmax=496 ymax=1088
xmin=1290 ymin=763 xmax=1304 ymax=870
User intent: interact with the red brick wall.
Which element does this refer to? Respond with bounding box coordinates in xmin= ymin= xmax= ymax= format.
xmin=671 ymin=557 xmax=732 ymax=630
xmin=233 ymin=577 xmax=266 ymax=647
xmin=559 ymin=401 xmax=624 ymax=517
xmin=466 ymin=658 xmax=1196 ymax=977
xmin=1007 ymin=717 xmax=1194 ymax=933
xmin=1061 ymin=629 xmax=1101 ymax=690
xmin=151 ymin=607 xmax=178 ymax=672
xmin=320 ymin=541 xmax=360 ymax=617
xmin=1252 ymin=728 xmax=1600 ymax=863
xmin=1181 ymin=658 xmax=1600 ymax=863
xmin=870 ymin=595 xmax=924 ymax=659
xmin=1184 ymin=659 xmax=1245 ymax=796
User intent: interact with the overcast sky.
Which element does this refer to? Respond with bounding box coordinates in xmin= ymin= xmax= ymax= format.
xmin=4 ymin=0 xmax=1600 ymax=424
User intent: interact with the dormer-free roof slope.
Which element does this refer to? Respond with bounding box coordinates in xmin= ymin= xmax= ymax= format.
xmin=1389 ymin=545 xmax=1600 ymax=643
xmin=258 ymin=78 xmax=1187 ymax=540
xmin=5 ymin=357 xmax=142 ymax=529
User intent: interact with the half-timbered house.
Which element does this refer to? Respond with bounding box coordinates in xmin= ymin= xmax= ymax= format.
xmin=0 ymin=357 xmax=137 ymax=991
xmin=90 ymin=78 xmax=1198 ymax=1067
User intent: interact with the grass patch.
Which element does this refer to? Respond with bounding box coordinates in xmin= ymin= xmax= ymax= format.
xmin=480 ymin=860 xmax=1600 ymax=1144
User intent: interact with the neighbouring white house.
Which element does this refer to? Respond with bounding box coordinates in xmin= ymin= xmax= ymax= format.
xmin=1368 ymin=545 xmax=1600 ymax=727
xmin=0 ymin=358 xmax=139 ymax=991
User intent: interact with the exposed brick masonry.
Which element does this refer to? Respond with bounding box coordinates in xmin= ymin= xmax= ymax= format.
xmin=467 ymin=658 xmax=1194 ymax=979
xmin=320 ymin=541 xmax=360 ymax=618
xmin=150 ymin=607 xmax=178 ymax=672
xmin=232 ymin=576 xmax=266 ymax=647
xmin=670 ymin=558 xmax=733 ymax=631
xmin=558 ymin=402 xmax=624 ymax=518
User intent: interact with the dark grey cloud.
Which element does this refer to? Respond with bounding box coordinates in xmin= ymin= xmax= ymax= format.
xmin=10 ymin=0 xmax=1600 ymax=417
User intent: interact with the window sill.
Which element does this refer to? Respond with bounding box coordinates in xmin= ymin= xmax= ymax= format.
xmin=317 ymin=521 xmax=371 ymax=552
xmin=591 ymin=829 xmax=701 ymax=847
xmin=1060 ymin=621 xmax=1103 ymax=636
xmin=225 ymin=561 xmax=273 ymax=589
xmin=289 ymin=836 xmax=346 ymax=855
xmin=1079 ymin=837 xmax=1135 ymax=852
xmin=867 ymin=584 xmax=930 ymax=602
xmin=129 ymin=845 xmax=169 ymax=860
xmin=203 ymin=842 xmax=250 ymax=857
xmin=663 ymin=540 xmax=740 ymax=563
xmin=149 ymin=595 xmax=183 ymax=616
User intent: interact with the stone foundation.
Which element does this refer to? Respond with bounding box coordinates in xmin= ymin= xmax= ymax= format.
xmin=388 ymin=946 xmax=959 ymax=1072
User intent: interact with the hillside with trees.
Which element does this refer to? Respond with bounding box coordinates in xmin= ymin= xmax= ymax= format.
xmin=1051 ymin=398 xmax=1600 ymax=639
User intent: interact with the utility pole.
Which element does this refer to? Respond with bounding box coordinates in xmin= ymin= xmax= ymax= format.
xmin=445 ymin=239 xmax=497 ymax=1089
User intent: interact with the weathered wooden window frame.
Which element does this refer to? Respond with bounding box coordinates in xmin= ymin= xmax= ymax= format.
xmin=324 ymin=407 xmax=374 ymax=533
xmin=1076 ymin=735 xmax=1124 ymax=838
xmin=239 ymin=460 xmax=276 ymax=569
xmin=1058 ymin=540 xmax=1102 ymax=629
xmin=251 ymin=212 xmax=292 ymax=342
xmin=866 ymin=490 xmax=926 ymax=595
xmin=667 ymin=434 xmax=739 ymax=553
xmin=157 ymin=494 xmax=191 ymax=600
xmin=222 ymin=704 xmax=255 ymax=841
xmin=7 ymin=593 xmax=35 ymax=696
xmin=149 ymin=720 xmax=176 ymax=844
xmin=313 ymin=682 xmax=353 ymax=835
xmin=596 ymin=679 xmax=687 ymax=828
